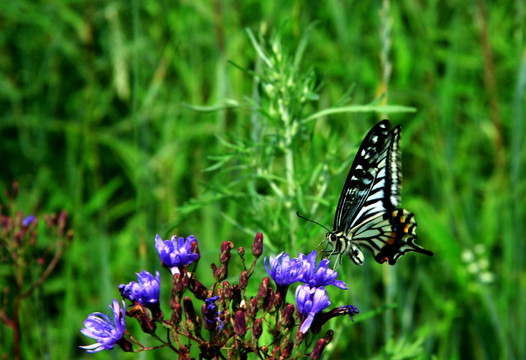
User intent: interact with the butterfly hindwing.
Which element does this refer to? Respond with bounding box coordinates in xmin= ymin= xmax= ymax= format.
xmin=352 ymin=209 xmax=433 ymax=265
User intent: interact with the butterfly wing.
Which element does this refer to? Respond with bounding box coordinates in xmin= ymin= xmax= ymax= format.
xmin=352 ymin=209 xmax=433 ymax=265
xmin=333 ymin=120 xmax=397 ymax=234
xmin=330 ymin=120 xmax=433 ymax=265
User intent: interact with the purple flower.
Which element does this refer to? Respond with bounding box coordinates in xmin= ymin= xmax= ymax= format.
xmin=295 ymin=285 xmax=331 ymax=334
xmin=203 ymin=296 xmax=223 ymax=330
xmin=118 ymin=271 xmax=160 ymax=307
xmin=299 ymin=251 xmax=347 ymax=290
xmin=22 ymin=215 xmax=35 ymax=227
xmin=155 ymin=234 xmax=200 ymax=274
xmin=80 ymin=299 xmax=126 ymax=353
xmin=264 ymin=252 xmax=305 ymax=287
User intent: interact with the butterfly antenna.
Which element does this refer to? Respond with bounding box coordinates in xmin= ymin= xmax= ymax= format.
xmin=296 ymin=211 xmax=331 ymax=233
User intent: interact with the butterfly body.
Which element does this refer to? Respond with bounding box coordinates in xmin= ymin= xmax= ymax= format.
xmin=327 ymin=120 xmax=433 ymax=265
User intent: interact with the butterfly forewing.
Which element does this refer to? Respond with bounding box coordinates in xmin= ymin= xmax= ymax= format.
xmin=333 ymin=120 xmax=392 ymax=234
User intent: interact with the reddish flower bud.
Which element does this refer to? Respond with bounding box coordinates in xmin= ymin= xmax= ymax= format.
xmin=189 ymin=278 xmax=209 ymax=300
xmin=117 ymin=338 xmax=133 ymax=352
xmin=295 ymin=329 xmax=304 ymax=344
xmin=239 ymin=270 xmax=249 ymax=289
xmin=251 ymin=232 xmax=263 ymax=257
xmin=257 ymin=277 xmax=270 ymax=301
xmin=265 ymin=288 xmax=275 ymax=312
xmin=270 ymin=291 xmax=282 ymax=312
xmin=252 ymin=318 xmax=263 ymax=339
xmin=127 ymin=302 xmax=156 ymax=334
xmin=238 ymin=246 xmax=245 ymax=257
xmin=222 ymin=281 xmax=232 ymax=301
xmin=171 ymin=303 xmax=182 ymax=325
xmin=261 ymin=345 xmax=269 ymax=356
xmin=220 ymin=241 xmax=234 ymax=263
xmin=309 ymin=339 xmax=327 ymax=360
xmin=280 ymin=304 xmax=295 ymax=328
xmin=233 ymin=310 xmax=247 ymax=336
xmin=183 ymin=297 xmax=201 ymax=334
xmin=247 ymin=298 xmax=258 ymax=319
xmin=213 ymin=263 xmax=228 ymax=281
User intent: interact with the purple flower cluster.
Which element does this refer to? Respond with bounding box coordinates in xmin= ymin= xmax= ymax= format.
xmin=265 ymin=250 xmax=355 ymax=333
xmin=118 ymin=271 xmax=160 ymax=308
xmin=155 ymin=234 xmax=200 ymax=275
xmin=80 ymin=234 xmax=200 ymax=353
xmin=80 ymin=232 xmax=357 ymax=357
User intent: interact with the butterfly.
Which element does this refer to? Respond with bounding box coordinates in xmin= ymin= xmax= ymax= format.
xmin=326 ymin=120 xmax=433 ymax=265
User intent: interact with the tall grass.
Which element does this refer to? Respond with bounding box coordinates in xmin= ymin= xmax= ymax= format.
xmin=0 ymin=1 xmax=524 ymax=359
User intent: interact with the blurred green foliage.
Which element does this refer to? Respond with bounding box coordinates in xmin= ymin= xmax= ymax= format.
xmin=0 ymin=0 xmax=524 ymax=359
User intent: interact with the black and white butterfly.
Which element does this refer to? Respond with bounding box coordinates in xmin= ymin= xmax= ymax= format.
xmin=326 ymin=120 xmax=433 ymax=265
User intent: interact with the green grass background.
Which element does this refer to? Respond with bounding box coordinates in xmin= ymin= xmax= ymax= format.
xmin=1 ymin=0 xmax=525 ymax=359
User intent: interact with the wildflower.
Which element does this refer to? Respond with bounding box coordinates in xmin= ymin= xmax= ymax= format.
xmin=155 ymin=234 xmax=200 ymax=275
xmin=118 ymin=271 xmax=160 ymax=308
xmin=80 ymin=299 xmax=128 ymax=353
xmin=21 ymin=215 xmax=35 ymax=227
xmin=295 ymin=285 xmax=331 ymax=334
xmin=299 ymin=251 xmax=347 ymax=290
xmin=264 ymin=252 xmax=304 ymax=288
xmin=203 ymin=296 xmax=223 ymax=331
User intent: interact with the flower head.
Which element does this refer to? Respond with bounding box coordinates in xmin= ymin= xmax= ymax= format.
xmin=295 ymin=285 xmax=331 ymax=334
xmin=21 ymin=215 xmax=35 ymax=227
xmin=299 ymin=251 xmax=347 ymax=290
xmin=203 ymin=295 xmax=223 ymax=331
xmin=155 ymin=234 xmax=200 ymax=274
xmin=264 ymin=252 xmax=305 ymax=287
xmin=80 ymin=299 xmax=126 ymax=353
xmin=118 ymin=271 xmax=160 ymax=308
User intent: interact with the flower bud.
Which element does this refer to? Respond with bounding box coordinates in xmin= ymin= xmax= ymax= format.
xmin=213 ymin=263 xmax=228 ymax=282
xmin=221 ymin=281 xmax=232 ymax=301
xmin=171 ymin=303 xmax=182 ymax=325
xmin=252 ymin=318 xmax=263 ymax=339
xmin=295 ymin=329 xmax=304 ymax=344
xmin=280 ymin=304 xmax=295 ymax=328
xmin=270 ymin=291 xmax=282 ymax=313
xmin=233 ymin=310 xmax=247 ymax=336
xmin=265 ymin=288 xmax=275 ymax=312
xmin=183 ymin=297 xmax=201 ymax=334
xmin=251 ymin=232 xmax=263 ymax=257
xmin=239 ymin=270 xmax=249 ymax=289
xmin=309 ymin=339 xmax=327 ymax=360
xmin=220 ymin=241 xmax=234 ymax=263
xmin=256 ymin=277 xmax=270 ymax=307
xmin=117 ymin=338 xmax=133 ymax=352
xmin=247 ymin=298 xmax=258 ymax=319
xmin=261 ymin=345 xmax=269 ymax=356
xmin=238 ymin=246 xmax=245 ymax=258
xmin=189 ymin=278 xmax=209 ymax=300
xmin=127 ymin=302 xmax=156 ymax=334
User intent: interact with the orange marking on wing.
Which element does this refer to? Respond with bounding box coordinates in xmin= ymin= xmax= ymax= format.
xmin=387 ymin=233 xmax=396 ymax=245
